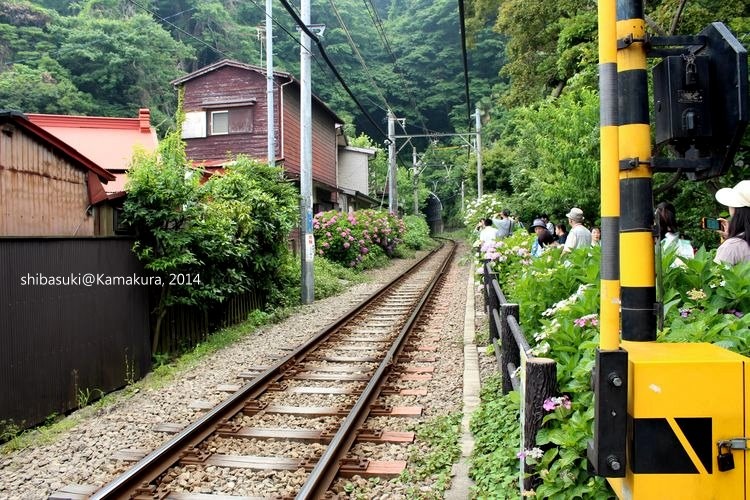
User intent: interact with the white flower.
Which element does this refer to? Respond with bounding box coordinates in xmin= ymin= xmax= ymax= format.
xmin=527 ymin=447 xmax=544 ymax=459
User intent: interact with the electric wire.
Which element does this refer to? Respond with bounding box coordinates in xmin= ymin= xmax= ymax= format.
xmin=127 ymin=0 xmax=234 ymax=60
xmin=242 ymin=0 xmax=331 ymax=74
xmin=128 ymin=0 xmax=324 ymax=74
xmin=361 ymin=0 xmax=430 ymax=135
xmin=456 ymin=0 xmax=472 ymax=125
xmin=327 ymin=0 xmax=390 ymax=112
xmin=277 ymin=0 xmax=388 ymax=140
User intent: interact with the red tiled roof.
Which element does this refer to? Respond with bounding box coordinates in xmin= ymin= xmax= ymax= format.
xmin=27 ymin=109 xmax=158 ymax=175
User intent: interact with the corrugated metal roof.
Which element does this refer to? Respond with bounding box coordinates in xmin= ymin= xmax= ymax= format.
xmin=0 ymin=110 xmax=115 ymax=183
xmin=26 ymin=109 xmax=158 ymax=176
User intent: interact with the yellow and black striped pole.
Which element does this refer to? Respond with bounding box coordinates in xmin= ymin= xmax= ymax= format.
xmin=599 ymin=0 xmax=620 ymax=351
xmin=587 ymin=0 xmax=628 ymax=479
xmin=617 ymin=0 xmax=655 ymax=341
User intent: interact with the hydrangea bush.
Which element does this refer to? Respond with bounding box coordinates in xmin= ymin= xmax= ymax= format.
xmin=472 ymin=240 xmax=750 ymax=498
xmin=463 ymin=192 xmax=506 ymax=230
xmin=313 ymin=209 xmax=405 ymax=268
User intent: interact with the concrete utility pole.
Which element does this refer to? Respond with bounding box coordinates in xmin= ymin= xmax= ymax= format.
xmin=300 ymin=0 xmax=314 ymax=304
xmin=387 ymin=110 xmax=397 ymax=214
xmin=265 ymin=0 xmax=275 ymax=167
xmin=412 ymin=146 xmax=419 ymax=215
xmin=475 ymin=107 xmax=483 ymax=199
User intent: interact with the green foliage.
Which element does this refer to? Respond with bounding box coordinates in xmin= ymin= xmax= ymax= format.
xmin=0 ymin=60 xmax=96 ymax=114
xmin=472 ymin=226 xmax=749 ymax=496
xmin=124 ymin=132 xmax=298 ymax=353
xmin=310 ymin=256 xmax=367 ymax=300
xmin=484 ymin=87 xmax=601 ymax=226
xmin=313 ymin=209 xmax=405 ymax=267
xmin=401 ymin=412 xmax=462 ymax=496
xmin=469 ymin=377 xmax=521 ymax=498
xmin=475 ymin=230 xmax=535 ymax=288
xmin=463 ymin=193 xmax=506 ymax=231
xmin=659 ymin=253 xmax=750 ymax=355
xmin=401 ymin=214 xmax=433 ymax=250
xmin=53 ymin=12 xmax=192 ymax=128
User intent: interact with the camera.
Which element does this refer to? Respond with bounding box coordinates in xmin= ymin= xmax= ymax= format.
xmin=701 ymin=217 xmax=721 ymax=230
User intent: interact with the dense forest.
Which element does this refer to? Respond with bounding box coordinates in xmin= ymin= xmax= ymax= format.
xmin=1 ymin=0 xmax=748 ymax=236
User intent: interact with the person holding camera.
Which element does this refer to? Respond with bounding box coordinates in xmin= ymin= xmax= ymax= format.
xmin=714 ymin=180 xmax=750 ymax=265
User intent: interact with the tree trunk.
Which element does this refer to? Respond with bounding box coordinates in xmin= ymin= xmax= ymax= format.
xmin=151 ymin=285 xmax=169 ymax=355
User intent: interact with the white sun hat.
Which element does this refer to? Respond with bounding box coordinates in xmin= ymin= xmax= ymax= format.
xmin=715 ymin=180 xmax=750 ymax=208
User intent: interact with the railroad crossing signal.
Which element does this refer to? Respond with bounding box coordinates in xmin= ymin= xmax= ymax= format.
xmin=651 ymin=22 xmax=748 ymax=180
xmin=590 ymin=3 xmax=750 ymax=497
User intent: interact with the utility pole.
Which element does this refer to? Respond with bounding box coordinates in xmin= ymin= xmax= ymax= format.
xmin=475 ymin=107 xmax=483 ymax=199
xmin=387 ymin=110 xmax=397 ymax=214
xmin=265 ymin=0 xmax=275 ymax=167
xmin=412 ymin=146 xmax=419 ymax=215
xmin=300 ymin=0 xmax=314 ymax=304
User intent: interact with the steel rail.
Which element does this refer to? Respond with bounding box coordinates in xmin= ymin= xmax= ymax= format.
xmin=297 ymin=240 xmax=456 ymax=499
xmin=91 ymin=242 xmax=445 ymax=500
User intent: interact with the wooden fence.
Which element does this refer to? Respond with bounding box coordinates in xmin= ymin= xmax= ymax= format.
xmin=155 ymin=290 xmax=266 ymax=353
xmin=482 ymin=262 xmax=559 ymax=493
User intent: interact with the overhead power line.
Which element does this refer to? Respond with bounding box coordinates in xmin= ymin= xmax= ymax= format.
xmin=361 ymin=0 xmax=430 ymax=135
xmin=328 ymin=0 xmax=390 ymax=112
xmin=277 ymin=0 xmax=388 ymax=140
xmin=456 ymin=0 xmax=472 ymax=126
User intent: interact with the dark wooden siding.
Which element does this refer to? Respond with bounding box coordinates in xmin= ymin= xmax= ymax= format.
xmin=0 ymin=238 xmax=151 ymax=428
xmin=282 ymin=86 xmax=337 ymax=188
xmin=181 ymin=66 xmax=281 ymax=162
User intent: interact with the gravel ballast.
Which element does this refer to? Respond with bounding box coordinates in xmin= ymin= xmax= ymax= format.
xmin=0 ymin=243 xmax=470 ymax=499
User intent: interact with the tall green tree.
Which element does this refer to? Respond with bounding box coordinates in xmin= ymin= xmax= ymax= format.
xmin=54 ymin=12 xmax=193 ymax=128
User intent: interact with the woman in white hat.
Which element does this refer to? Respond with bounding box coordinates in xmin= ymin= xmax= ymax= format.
xmin=714 ymin=180 xmax=750 ymax=265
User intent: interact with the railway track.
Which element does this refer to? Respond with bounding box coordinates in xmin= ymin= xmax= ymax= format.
xmin=70 ymin=240 xmax=456 ymax=499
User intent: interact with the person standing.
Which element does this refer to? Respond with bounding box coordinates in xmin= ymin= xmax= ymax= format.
xmin=655 ymin=201 xmax=693 ymax=261
xmin=563 ymin=207 xmax=591 ymax=252
xmin=555 ymin=224 xmax=568 ymax=245
xmin=714 ymin=180 xmax=750 ymax=265
xmin=591 ymin=227 xmax=601 ymax=246
xmin=540 ymin=213 xmax=555 ymax=233
xmin=495 ymin=209 xmax=514 ymax=239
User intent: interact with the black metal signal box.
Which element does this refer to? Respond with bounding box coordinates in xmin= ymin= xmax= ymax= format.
xmin=651 ymin=22 xmax=748 ymax=180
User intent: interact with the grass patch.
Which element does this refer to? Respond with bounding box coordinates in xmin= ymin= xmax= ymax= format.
xmin=401 ymin=412 xmax=463 ymax=497
xmin=2 ymin=413 xmax=79 ymax=453
xmin=313 ymin=256 xmax=369 ymax=299
xmin=469 ymin=375 xmax=521 ymax=498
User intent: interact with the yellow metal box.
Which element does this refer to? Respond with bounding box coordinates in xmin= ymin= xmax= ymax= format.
xmin=615 ymin=341 xmax=749 ymax=499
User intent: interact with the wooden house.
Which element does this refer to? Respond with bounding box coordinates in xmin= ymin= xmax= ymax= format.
xmin=171 ymin=59 xmax=344 ymax=212
xmin=0 ymin=110 xmax=116 ymax=236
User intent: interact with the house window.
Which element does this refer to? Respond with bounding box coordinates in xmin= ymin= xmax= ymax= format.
xmin=211 ymin=111 xmax=228 ymax=135
xmin=209 ymin=107 xmax=253 ymax=136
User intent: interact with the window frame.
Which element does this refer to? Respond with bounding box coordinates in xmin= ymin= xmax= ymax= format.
xmin=210 ymin=110 xmax=229 ymax=136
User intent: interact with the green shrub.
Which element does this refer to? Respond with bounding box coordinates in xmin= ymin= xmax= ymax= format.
xmin=472 ymin=233 xmax=750 ymax=497
xmin=463 ymin=192 xmax=506 ymax=231
xmin=312 ymin=256 xmax=367 ymax=299
xmin=401 ymin=214 xmax=433 ymax=250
